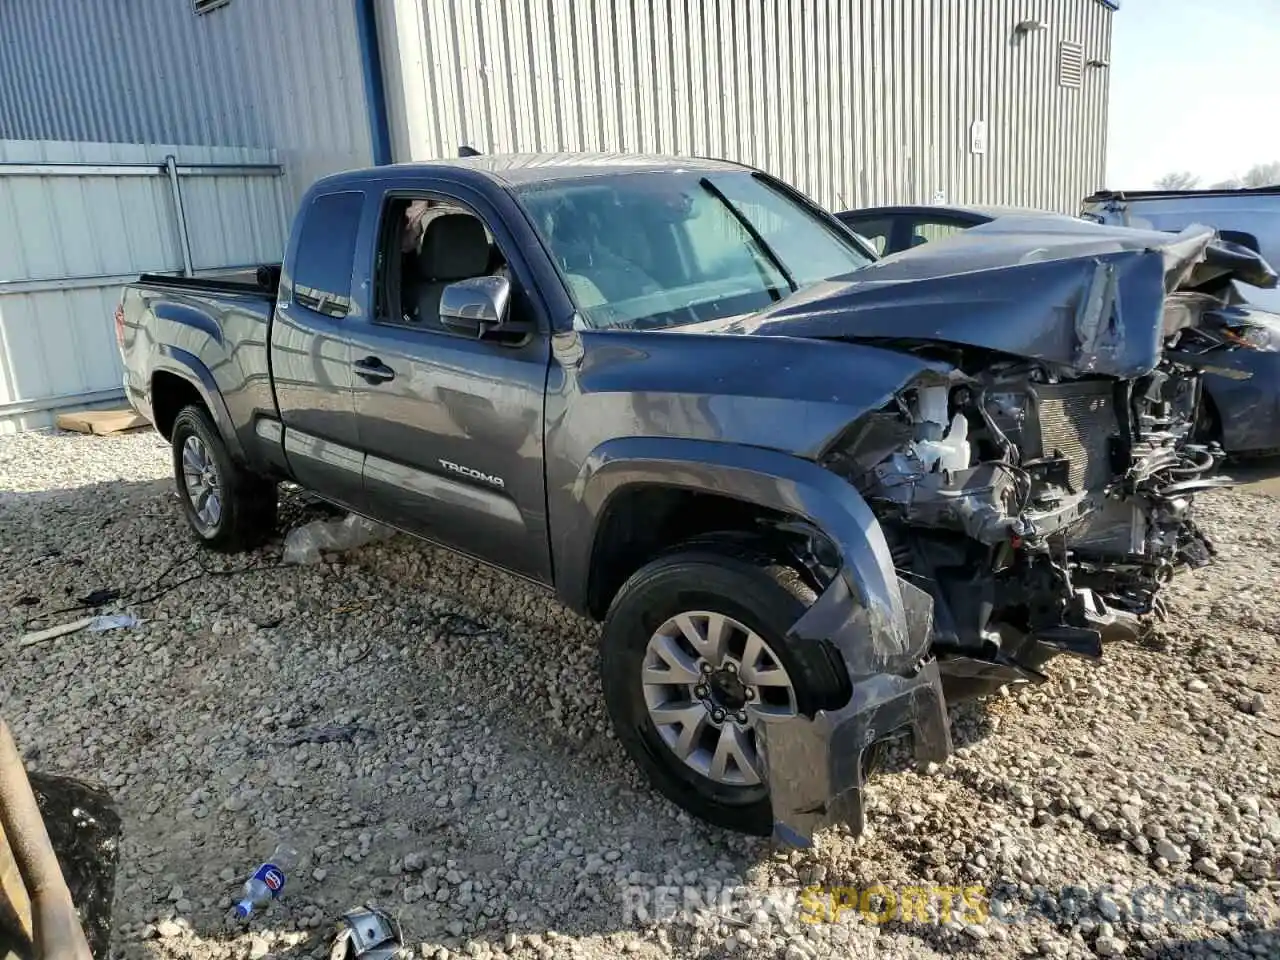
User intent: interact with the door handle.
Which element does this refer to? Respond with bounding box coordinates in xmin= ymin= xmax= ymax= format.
xmin=353 ymin=356 xmax=396 ymax=384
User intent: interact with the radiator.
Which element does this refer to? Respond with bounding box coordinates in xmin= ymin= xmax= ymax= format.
xmin=1024 ymin=381 xmax=1119 ymax=492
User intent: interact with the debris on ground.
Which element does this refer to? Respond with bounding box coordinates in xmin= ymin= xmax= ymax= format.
xmin=280 ymin=724 xmax=375 ymax=748
xmin=54 ymin=408 xmax=149 ymax=436
xmin=330 ymin=905 xmax=403 ymax=960
xmin=282 ymin=514 xmax=396 ymax=565
xmin=234 ymin=843 xmax=299 ymax=920
xmin=3 ymin=429 xmax=1279 ymax=960
xmin=87 ymin=613 xmax=142 ymax=632
xmin=76 ymin=588 xmax=122 ymax=608
xmin=18 ymin=617 xmax=95 ymax=647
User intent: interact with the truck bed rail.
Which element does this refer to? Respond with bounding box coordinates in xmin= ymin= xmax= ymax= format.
xmin=136 ymin=264 xmax=280 ymax=298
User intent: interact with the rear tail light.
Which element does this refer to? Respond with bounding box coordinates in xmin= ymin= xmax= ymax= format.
xmin=114 ymin=303 xmax=126 ymax=348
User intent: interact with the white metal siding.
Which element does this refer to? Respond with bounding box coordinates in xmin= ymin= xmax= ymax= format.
xmin=0 ymin=0 xmax=374 ymax=213
xmin=0 ymin=140 xmax=289 ymax=434
xmin=376 ymin=0 xmax=1113 ymax=214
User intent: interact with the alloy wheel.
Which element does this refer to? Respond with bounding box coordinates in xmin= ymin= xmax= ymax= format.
xmin=180 ymin=434 xmax=222 ymax=534
xmin=641 ymin=610 xmax=798 ymax=786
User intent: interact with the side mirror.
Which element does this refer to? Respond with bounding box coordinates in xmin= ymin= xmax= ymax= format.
xmin=439 ymin=275 xmax=520 ymax=339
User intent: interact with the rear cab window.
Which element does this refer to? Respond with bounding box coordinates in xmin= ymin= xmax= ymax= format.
xmin=291 ymin=191 xmax=365 ymax=318
xmin=839 ymin=216 xmax=894 ymax=255
xmin=906 ymin=217 xmax=971 ymax=247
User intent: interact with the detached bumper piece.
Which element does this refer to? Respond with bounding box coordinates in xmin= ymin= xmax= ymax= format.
xmin=758 ymin=573 xmax=953 ymax=847
xmin=760 ymin=662 xmax=951 ymax=847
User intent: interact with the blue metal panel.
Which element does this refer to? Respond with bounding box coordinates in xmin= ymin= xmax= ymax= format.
xmin=355 ymin=0 xmax=393 ymax=165
xmin=0 ymin=0 xmax=374 ymax=208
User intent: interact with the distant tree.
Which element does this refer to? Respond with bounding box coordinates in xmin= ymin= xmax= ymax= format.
xmin=1209 ymin=178 xmax=1242 ymax=189
xmin=1154 ymin=171 xmax=1200 ymax=190
xmin=1241 ymin=161 xmax=1280 ymax=187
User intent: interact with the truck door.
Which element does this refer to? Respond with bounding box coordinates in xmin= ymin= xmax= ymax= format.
xmin=345 ymin=184 xmax=553 ymax=583
xmin=270 ymin=189 xmax=366 ymax=507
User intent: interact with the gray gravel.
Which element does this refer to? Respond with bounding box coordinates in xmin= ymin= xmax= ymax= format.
xmin=3 ymin=428 xmax=1279 ymax=960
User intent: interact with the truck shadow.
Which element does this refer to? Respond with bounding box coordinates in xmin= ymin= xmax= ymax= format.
xmin=3 ymin=477 xmax=1009 ymax=959
xmin=1221 ymin=453 xmax=1280 ymax=498
xmin=1144 ymin=925 xmax=1279 ymax=958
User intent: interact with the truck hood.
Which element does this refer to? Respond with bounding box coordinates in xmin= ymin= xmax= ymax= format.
xmin=690 ymin=216 xmax=1278 ymax=378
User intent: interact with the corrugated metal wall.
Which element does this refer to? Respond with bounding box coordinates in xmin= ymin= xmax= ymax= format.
xmin=377 ymin=0 xmax=1112 ymax=214
xmin=0 ymin=0 xmax=374 ymax=214
xmin=0 ymin=139 xmax=288 ymax=434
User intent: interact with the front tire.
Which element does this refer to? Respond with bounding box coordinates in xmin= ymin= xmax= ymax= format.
xmin=171 ymin=404 xmax=277 ymax=552
xmin=600 ymin=541 xmax=848 ymax=835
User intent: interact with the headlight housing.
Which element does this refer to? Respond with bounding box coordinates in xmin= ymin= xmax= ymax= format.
xmin=1221 ymin=323 xmax=1279 ymax=351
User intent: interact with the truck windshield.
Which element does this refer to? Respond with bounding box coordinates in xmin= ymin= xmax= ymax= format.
xmin=514 ymin=171 xmax=873 ymax=329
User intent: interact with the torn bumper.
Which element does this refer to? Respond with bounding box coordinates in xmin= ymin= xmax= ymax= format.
xmin=758 ymin=568 xmax=953 ymax=847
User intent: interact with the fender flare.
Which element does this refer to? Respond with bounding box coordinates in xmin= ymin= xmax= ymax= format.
xmin=562 ymin=437 xmax=953 ymax=848
xmin=151 ymin=346 xmax=246 ymax=461
xmin=558 ymin=436 xmax=910 ymax=660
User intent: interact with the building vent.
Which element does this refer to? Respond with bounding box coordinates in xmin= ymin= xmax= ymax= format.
xmin=1058 ymin=41 xmax=1084 ymax=88
xmin=193 ymin=0 xmax=231 ymax=14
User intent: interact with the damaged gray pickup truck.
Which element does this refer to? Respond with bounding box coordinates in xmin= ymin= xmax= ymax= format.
xmin=117 ymin=155 xmax=1274 ymax=846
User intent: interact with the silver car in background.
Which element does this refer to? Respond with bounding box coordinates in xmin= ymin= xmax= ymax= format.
xmin=839 ymin=196 xmax=1280 ymax=459
xmin=1083 ymin=187 xmax=1280 ymax=457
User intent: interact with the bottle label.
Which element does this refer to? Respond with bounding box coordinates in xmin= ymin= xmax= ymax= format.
xmin=253 ymin=863 xmax=286 ymax=897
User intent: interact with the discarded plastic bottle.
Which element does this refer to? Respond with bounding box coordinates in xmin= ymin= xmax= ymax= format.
xmin=234 ymin=843 xmax=299 ymax=920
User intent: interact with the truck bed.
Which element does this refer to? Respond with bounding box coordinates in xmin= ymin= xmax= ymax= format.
xmin=120 ymin=270 xmax=280 ymax=465
xmin=136 ymin=263 xmax=281 ymax=298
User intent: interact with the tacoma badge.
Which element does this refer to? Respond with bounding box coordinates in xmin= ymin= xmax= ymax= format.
xmin=438 ymin=459 xmax=505 ymax=488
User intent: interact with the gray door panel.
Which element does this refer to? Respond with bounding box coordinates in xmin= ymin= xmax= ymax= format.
xmin=271 ymin=301 xmax=363 ymax=502
xmin=270 ymin=190 xmax=365 ymax=503
xmin=346 ymin=189 xmax=552 ymax=583
xmin=351 ymin=328 xmax=550 ymax=580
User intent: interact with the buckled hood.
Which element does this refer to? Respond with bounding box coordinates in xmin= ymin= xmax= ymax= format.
xmin=695 ymin=216 xmax=1279 ymax=378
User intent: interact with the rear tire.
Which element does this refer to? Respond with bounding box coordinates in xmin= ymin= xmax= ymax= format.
xmin=170 ymin=404 xmax=277 ymax=552
xmin=599 ymin=539 xmax=848 ymax=835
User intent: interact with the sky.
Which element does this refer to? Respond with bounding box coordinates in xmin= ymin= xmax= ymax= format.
xmin=1106 ymin=0 xmax=1280 ymax=188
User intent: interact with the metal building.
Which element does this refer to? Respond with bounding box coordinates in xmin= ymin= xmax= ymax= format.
xmin=0 ymin=0 xmax=1118 ymax=430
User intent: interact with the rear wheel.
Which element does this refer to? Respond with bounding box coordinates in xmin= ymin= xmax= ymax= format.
xmin=599 ymin=540 xmax=849 ymax=835
xmin=170 ymin=404 xmax=277 ymax=552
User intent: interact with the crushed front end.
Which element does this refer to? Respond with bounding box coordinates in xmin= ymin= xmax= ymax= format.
xmin=757 ymin=221 xmax=1275 ymax=846
xmin=823 ymin=354 xmax=1225 ymax=701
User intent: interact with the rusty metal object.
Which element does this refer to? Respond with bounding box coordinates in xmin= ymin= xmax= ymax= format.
xmin=0 ymin=721 xmax=93 ymax=960
xmin=0 ymin=819 xmax=34 ymax=947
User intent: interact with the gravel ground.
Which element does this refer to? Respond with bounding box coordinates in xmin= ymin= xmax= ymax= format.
xmin=2 ymin=428 xmax=1279 ymax=960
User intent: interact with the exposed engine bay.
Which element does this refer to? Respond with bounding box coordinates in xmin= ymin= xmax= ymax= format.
xmin=738 ymin=216 xmax=1280 ymax=845
xmin=797 ymin=218 xmax=1280 ymax=696
xmin=823 ymin=352 xmax=1224 ymax=694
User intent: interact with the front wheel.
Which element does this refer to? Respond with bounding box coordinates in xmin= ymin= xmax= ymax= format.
xmin=599 ymin=542 xmax=849 ymax=835
xmin=171 ymin=404 xmax=277 ymax=552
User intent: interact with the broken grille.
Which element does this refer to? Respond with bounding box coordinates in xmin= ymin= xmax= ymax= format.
xmin=1025 ymin=381 xmax=1118 ymax=492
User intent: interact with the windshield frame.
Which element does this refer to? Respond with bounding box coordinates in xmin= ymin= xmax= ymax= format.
xmin=509 ymin=168 xmax=876 ymax=331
